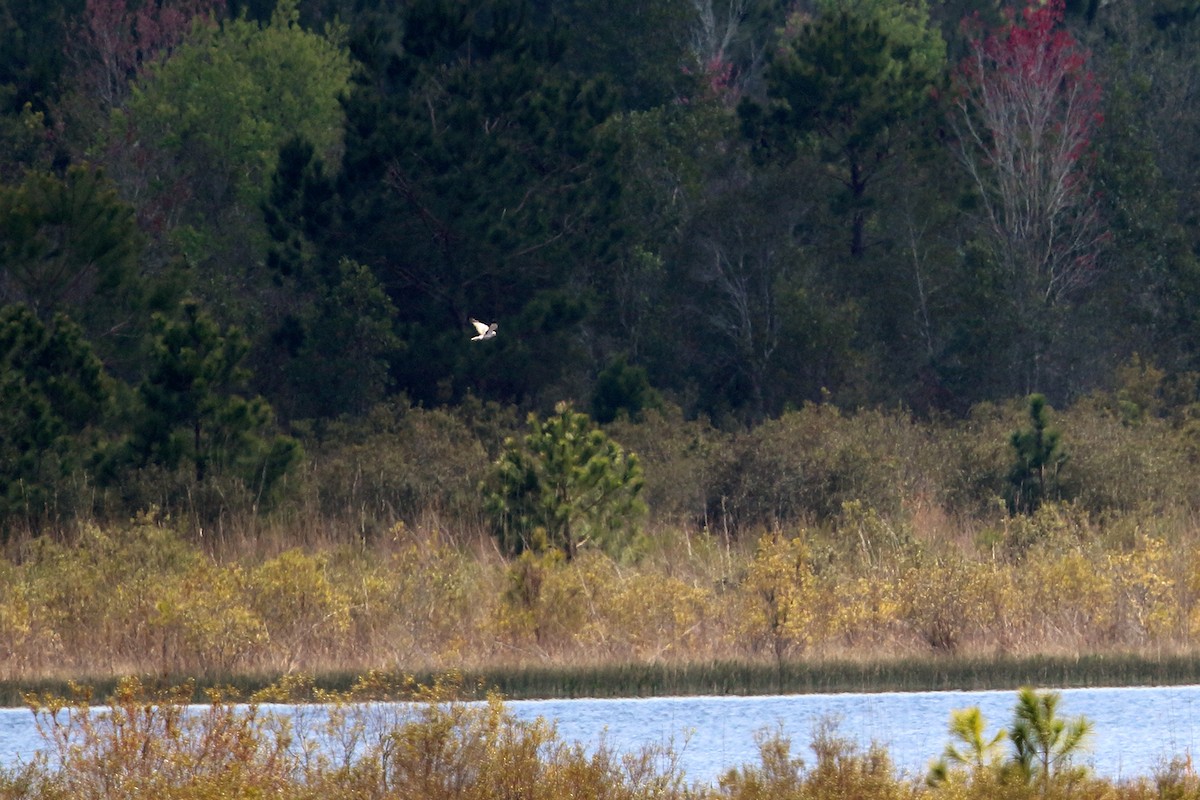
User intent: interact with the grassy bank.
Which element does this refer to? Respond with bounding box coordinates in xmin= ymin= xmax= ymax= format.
xmin=4 ymin=652 xmax=1200 ymax=707
xmin=475 ymin=652 xmax=1200 ymax=699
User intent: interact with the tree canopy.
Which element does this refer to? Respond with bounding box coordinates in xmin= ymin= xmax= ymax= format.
xmin=5 ymin=0 xmax=1200 ymax=527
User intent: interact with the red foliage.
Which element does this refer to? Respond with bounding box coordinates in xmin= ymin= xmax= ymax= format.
xmin=702 ymin=55 xmax=738 ymax=105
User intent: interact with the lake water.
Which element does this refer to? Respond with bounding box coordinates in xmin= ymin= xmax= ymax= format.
xmin=1 ymin=685 xmax=1197 ymax=786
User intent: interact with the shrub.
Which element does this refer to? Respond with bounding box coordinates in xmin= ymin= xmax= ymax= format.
xmin=720 ymin=719 xmax=906 ymax=800
xmin=150 ymin=561 xmax=268 ymax=676
xmin=248 ymin=548 xmax=351 ymax=670
xmin=705 ymin=404 xmax=933 ymax=533
xmin=605 ymin=404 xmax=724 ymax=529
xmin=943 ymin=400 xmax=1027 ymax=518
xmin=1057 ymin=396 xmax=1199 ymax=513
xmin=373 ymin=532 xmax=483 ymax=666
xmin=306 ymin=401 xmax=490 ymax=534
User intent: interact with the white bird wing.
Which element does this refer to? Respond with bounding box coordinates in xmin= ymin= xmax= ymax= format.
xmin=470 ymin=318 xmax=490 ymax=336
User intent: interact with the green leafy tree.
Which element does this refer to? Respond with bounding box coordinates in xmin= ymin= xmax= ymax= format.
xmin=1009 ymin=393 xmax=1067 ymax=513
xmin=59 ymin=0 xmax=223 ymax=147
xmin=119 ymin=0 xmax=352 ymax=322
xmin=485 ymin=401 xmax=644 ymax=560
xmin=125 ymin=0 xmax=350 ymax=212
xmin=1009 ymin=686 xmax=1092 ymax=792
xmin=0 ymin=304 xmax=114 ymax=532
xmin=127 ymin=300 xmax=300 ymax=500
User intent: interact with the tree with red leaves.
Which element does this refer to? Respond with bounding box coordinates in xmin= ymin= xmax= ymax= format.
xmin=952 ymin=0 xmax=1106 ymax=310
xmin=950 ymin=0 xmax=1108 ymax=395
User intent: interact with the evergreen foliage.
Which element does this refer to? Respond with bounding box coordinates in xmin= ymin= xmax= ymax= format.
xmin=334 ymin=0 xmax=622 ymax=404
xmin=0 ymin=165 xmax=145 ymax=346
xmin=485 ymin=401 xmax=645 ymax=560
xmin=0 ymin=305 xmax=113 ymax=532
xmin=126 ymin=300 xmax=300 ymax=498
xmin=740 ymin=0 xmax=943 ymax=258
xmin=590 ymin=356 xmax=659 ymax=423
xmin=1008 ymin=394 xmax=1067 ymax=514
xmin=928 ymin=688 xmax=1092 ymax=793
xmin=1010 ymin=686 xmax=1092 ymax=789
xmin=8 ymin=0 xmax=1200 ymax=545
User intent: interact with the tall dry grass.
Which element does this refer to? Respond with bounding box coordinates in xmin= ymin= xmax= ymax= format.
xmin=5 ymin=387 xmax=1200 ymax=686
xmin=3 ymin=501 xmax=1200 ymax=685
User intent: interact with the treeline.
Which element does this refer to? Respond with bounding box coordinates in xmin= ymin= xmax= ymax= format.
xmin=9 ymin=0 xmax=1200 ymax=556
xmin=5 ymin=0 xmax=1200 ymax=529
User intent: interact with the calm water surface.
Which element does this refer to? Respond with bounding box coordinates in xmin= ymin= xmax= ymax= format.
xmin=1 ymin=686 xmax=1197 ymax=786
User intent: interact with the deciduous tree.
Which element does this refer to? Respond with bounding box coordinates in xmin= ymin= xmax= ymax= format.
xmin=67 ymin=0 xmax=222 ymax=115
xmin=118 ymin=0 xmax=352 ymax=328
xmin=951 ymin=0 xmax=1107 ymax=393
xmin=741 ymin=531 xmax=824 ymax=685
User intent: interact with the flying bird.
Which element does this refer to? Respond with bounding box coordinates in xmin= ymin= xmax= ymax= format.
xmin=470 ymin=318 xmax=497 ymax=341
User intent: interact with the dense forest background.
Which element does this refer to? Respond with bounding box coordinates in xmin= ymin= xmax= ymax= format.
xmin=5 ymin=0 xmax=1200 ymax=536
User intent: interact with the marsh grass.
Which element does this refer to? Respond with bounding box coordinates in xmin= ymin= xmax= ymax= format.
xmin=8 ymin=393 xmax=1200 ymax=697
xmin=7 ymin=507 xmax=1200 ymax=690
xmin=5 ymin=653 xmax=1200 ymax=709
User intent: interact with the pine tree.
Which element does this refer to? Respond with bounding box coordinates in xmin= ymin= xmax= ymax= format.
xmin=485 ymin=401 xmax=644 ymax=560
xmin=129 ymin=300 xmax=299 ymax=497
xmin=1008 ymin=393 xmax=1067 ymax=513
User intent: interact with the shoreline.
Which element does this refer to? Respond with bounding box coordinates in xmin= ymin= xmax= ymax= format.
xmin=4 ymin=651 xmax=1198 ymax=707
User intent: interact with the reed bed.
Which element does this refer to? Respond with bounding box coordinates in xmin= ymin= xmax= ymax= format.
xmin=4 ymin=652 xmax=1200 ymax=709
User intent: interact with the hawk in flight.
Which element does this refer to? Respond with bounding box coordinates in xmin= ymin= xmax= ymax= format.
xmin=470 ymin=318 xmax=497 ymax=340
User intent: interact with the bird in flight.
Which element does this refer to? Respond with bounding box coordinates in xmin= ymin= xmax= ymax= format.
xmin=470 ymin=318 xmax=497 ymax=340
